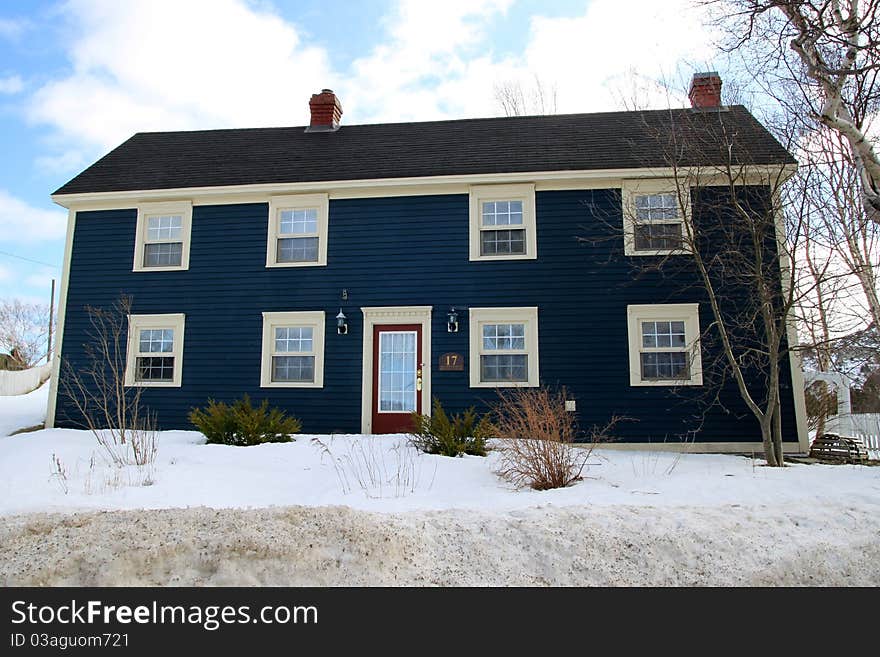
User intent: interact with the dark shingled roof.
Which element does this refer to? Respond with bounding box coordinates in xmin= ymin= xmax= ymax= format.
xmin=53 ymin=105 xmax=795 ymax=196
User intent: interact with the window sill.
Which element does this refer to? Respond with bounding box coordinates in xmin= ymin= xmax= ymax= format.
xmin=259 ymin=381 xmax=323 ymax=389
xmin=469 ymin=253 xmax=537 ymax=262
xmin=469 ymin=380 xmax=538 ymax=389
xmin=625 ymin=248 xmax=690 ymax=257
xmin=125 ymin=381 xmax=182 ymax=388
xmin=265 ymin=261 xmax=327 ymax=268
xmin=630 ymin=377 xmax=702 ymax=387
xmin=132 ymin=265 xmax=189 ymax=272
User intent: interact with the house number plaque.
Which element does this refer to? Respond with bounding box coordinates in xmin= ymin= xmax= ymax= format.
xmin=439 ymin=353 xmax=464 ymax=371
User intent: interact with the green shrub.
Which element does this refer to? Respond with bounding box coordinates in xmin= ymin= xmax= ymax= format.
xmin=409 ymin=397 xmax=493 ymax=457
xmin=188 ymin=395 xmax=301 ymax=446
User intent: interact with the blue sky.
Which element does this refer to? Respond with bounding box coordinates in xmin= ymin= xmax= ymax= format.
xmin=0 ymin=0 xmax=718 ymax=306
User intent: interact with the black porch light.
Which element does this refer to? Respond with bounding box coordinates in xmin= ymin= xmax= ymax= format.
xmin=447 ymin=307 xmax=459 ymax=333
xmin=336 ymin=308 xmax=348 ymax=335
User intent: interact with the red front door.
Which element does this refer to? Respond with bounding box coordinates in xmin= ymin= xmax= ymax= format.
xmin=372 ymin=324 xmax=423 ymax=433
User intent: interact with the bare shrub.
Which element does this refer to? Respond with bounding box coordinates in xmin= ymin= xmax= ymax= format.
xmin=60 ymin=295 xmax=159 ymax=475
xmin=312 ymin=435 xmax=436 ymax=498
xmin=491 ymin=387 xmax=622 ymax=490
xmin=49 ymin=453 xmax=69 ymax=495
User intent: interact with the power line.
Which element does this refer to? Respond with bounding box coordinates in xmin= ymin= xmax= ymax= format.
xmin=0 ymin=250 xmax=60 ymax=269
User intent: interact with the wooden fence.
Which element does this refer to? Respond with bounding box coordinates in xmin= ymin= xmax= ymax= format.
xmin=0 ymin=362 xmax=52 ymax=396
xmin=826 ymin=413 xmax=880 ymax=460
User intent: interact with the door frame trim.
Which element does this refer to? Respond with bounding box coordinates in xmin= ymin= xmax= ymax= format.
xmin=360 ymin=306 xmax=432 ymax=434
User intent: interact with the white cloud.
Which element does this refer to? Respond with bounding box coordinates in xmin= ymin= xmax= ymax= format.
xmin=28 ymin=0 xmax=337 ymax=154
xmin=0 ymin=18 xmax=28 ymax=40
xmin=25 ymin=0 xmax=722 ymax=169
xmin=24 ymin=268 xmax=58 ymax=290
xmin=0 ymin=75 xmax=23 ymax=94
xmin=0 ymin=190 xmax=67 ymax=243
xmin=34 ymin=150 xmax=88 ymax=176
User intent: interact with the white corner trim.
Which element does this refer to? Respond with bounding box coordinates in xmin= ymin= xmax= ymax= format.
xmin=626 ymin=303 xmax=703 ymax=387
xmin=45 ymin=209 xmax=76 ymax=428
xmin=468 ymin=183 xmax=537 ymax=261
xmin=133 ymin=200 xmax=193 ymax=272
xmin=621 ymin=178 xmax=692 ymax=257
xmin=360 ymin=306 xmax=432 ymax=434
xmin=468 ymin=306 xmax=539 ymax=388
xmin=260 ymin=310 xmax=326 ymax=388
xmin=123 ymin=313 xmax=186 ymax=387
xmin=266 ymin=193 xmax=329 ymax=268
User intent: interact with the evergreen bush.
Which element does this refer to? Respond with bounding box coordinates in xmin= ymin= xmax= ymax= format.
xmin=188 ymin=395 xmax=301 ymax=446
xmin=409 ymin=397 xmax=492 ymax=457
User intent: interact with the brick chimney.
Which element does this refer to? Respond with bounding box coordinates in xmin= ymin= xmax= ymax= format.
xmin=306 ymin=89 xmax=343 ymax=132
xmin=688 ymin=72 xmax=722 ymax=109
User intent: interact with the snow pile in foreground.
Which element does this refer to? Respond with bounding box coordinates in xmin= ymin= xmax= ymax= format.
xmin=1 ymin=503 xmax=878 ymax=586
xmin=0 ymin=382 xmax=48 ymax=437
xmin=1 ymin=428 xmax=879 ymax=515
xmin=1 ymin=423 xmax=878 ymax=585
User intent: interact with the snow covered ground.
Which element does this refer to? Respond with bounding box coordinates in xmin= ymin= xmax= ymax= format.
xmin=1 ymin=427 xmax=879 ymax=516
xmin=0 ymin=388 xmax=878 ymax=585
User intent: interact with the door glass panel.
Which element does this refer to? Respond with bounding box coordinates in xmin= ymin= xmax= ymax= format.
xmin=378 ymin=331 xmax=417 ymax=413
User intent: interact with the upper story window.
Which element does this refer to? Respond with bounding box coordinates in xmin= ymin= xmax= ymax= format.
xmin=469 ymin=184 xmax=537 ymax=261
xmin=133 ymin=201 xmax=193 ymax=272
xmin=260 ymin=311 xmax=325 ymax=387
xmin=266 ymin=194 xmax=329 ymax=267
xmin=626 ymin=303 xmax=702 ymax=386
xmin=622 ymin=180 xmax=691 ymax=256
xmin=124 ymin=313 xmax=186 ymax=387
xmin=469 ymin=307 xmax=539 ymax=387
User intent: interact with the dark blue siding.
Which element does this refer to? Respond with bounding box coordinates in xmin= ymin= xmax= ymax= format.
xmin=56 ymin=190 xmax=799 ymax=443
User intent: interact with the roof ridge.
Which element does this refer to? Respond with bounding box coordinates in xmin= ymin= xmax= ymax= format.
xmin=130 ymin=106 xmax=748 ymax=138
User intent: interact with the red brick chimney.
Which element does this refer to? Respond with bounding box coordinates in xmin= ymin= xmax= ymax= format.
xmin=688 ymin=72 xmax=722 ymax=109
xmin=307 ymin=89 xmax=343 ymax=132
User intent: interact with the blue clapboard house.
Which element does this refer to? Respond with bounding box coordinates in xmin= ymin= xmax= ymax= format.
xmin=46 ymin=74 xmax=808 ymax=452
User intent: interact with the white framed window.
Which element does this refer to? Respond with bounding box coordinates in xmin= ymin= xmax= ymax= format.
xmin=266 ymin=194 xmax=329 ymax=267
xmin=622 ymin=180 xmax=691 ymax=256
xmin=626 ymin=304 xmax=702 ymax=386
xmin=469 ymin=184 xmax=537 ymax=261
xmin=469 ymin=307 xmax=539 ymax=387
xmin=124 ymin=313 xmax=186 ymax=387
xmin=133 ymin=201 xmax=193 ymax=271
xmin=260 ymin=311 xmax=325 ymax=388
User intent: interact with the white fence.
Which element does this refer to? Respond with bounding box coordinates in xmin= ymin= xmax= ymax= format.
xmin=826 ymin=413 xmax=880 ymax=460
xmin=0 ymin=362 xmax=52 ymax=396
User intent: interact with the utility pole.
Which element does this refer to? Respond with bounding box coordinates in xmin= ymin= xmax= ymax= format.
xmin=47 ymin=278 xmax=55 ymax=363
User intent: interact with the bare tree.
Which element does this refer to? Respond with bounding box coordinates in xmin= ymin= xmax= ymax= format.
xmin=597 ymin=106 xmax=814 ymax=466
xmin=709 ymin=1 xmax=880 ymax=222
xmin=494 ymin=75 xmax=559 ymax=116
xmin=0 ymin=299 xmax=52 ymax=368
xmin=60 ymin=295 xmax=157 ymax=470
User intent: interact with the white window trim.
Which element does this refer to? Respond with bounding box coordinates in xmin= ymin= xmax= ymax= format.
xmin=626 ymin=303 xmax=702 ymax=387
xmin=622 ymin=179 xmax=692 ymax=257
xmin=469 ymin=306 xmax=539 ymax=388
xmin=124 ymin=313 xmax=186 ymax=387
xmin=469 ymin=184 xmax=537 ymax=261
xmin=133 ymin=201 xmax=193 ymax=272
xmin=260 ymin=311 xmax=325 ymax=388
xmin=266 ymin=193 xmax=329 ymax=268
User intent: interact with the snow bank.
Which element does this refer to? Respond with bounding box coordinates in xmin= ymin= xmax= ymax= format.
xmin=1 ymin=503 xmax=877 ymax=586
xmin=0 ymin=382 xmax=48 ymax=437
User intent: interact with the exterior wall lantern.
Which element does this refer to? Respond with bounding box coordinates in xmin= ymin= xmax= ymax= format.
xmin=336 ymin=309 xmax=348 ymax=335
xmin=447 ymin=307 xmax=459 ymax=333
